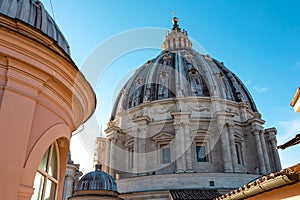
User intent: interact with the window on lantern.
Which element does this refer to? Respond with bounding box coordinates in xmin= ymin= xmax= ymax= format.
xmin=32 ymin=142 xmax=59 ymax=200
xmin=160 ymin=144 xmax=171 ymax=164
xmin=196 ymin=144 xmax=207 ymax=162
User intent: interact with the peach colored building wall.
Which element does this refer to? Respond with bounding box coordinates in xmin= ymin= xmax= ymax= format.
xmin=0 ymin=14 xmax=95 ymax=200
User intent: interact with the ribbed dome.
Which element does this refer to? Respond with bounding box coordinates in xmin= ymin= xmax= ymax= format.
xmin=0 ymin=0 xmax=70 ymax=55
xmin=76 ymin=167 xmax=118 ymax=192
xmin=110 ymin=18 xmax=257 ymax=120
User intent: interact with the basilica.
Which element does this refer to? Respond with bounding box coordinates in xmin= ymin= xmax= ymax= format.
xmin=0 ymin=0 xmax=283 ymax=199
xmin=88 ymin=17 xmax=281 ymax=199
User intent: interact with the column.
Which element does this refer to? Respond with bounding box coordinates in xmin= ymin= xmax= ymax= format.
xmin=227 ymin=123 xmax=239 ymax=172
xmin=172 ymin=111 xmax=190 ymax=173
xmin=174 ymin=122 xmax=186 ymax=173
xmin=260 ymin=131 xmax=271 ymax=173
xmin=63 ymin=172 xmax=74 ymax=200
xmin=74 ymin=169 xmax=82 ymax=192
xmin=270 ymin=135 xmax=282 ymax=171
xmin=133 ymin=136 xmax=139 ymax=174
xmin=138 ymin=126 xmax=148 ymax=176
xmin=105 ymin=139 xmax=111 ymax=173
xmin=252 ymin=128 xmax=266 ymax=174
xmin=110 ymin=137 xmax=118 ymax=177
xmin=218 ymin=120 xmax=233 ymax=172
xmin=185 ymin=122 xmax=194 ymax=172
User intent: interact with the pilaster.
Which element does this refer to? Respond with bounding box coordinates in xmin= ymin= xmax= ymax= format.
xmin=260 ymin=130 xmax=271 ymax=173
xmin=185 ymin=121 xmax=194 ymax=172
xmin=218 ymin=119 xmax=233 ymax=173
xmin=132 ymin=116 xmax=150 ymax=176
xmin=251 ymin=127 xmax=267 ymax=174
xmin=172 ymin=111 xmax=190 ymax=173
xmin=227 ymin=122 xmax=239 ymax=172
xmin=137 ymin=125 xmax=148 ymax=176
xmin=105 ymin=139 xmax=111 ymax=174
xmin=266 ymin=128 xmax=282 ymax=171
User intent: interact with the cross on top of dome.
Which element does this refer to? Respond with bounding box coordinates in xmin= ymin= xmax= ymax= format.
xmin=172 ymin=11 xmax=180 ymax=31
xmin=162 ymin=16 xmax=192 ymax=51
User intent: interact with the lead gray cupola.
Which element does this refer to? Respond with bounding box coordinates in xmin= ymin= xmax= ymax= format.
xmin=110 ymin=17 xmax=257 ymax=120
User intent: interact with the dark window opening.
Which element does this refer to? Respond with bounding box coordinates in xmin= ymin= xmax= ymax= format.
xmin=196 ymin=145 xmax=207 ymax=162
xmin=235 ymin=144 xmax=241 ymax=164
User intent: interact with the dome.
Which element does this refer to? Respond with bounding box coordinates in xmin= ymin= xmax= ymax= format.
xmin=0 ymin=0 xmax=70 ymax=55
xmin=76 ymin=165 xmax=118 ymax=192
xmin=110 ymin=18 xmax=257 ymax=120
xmin=102 ymin=17 xmax=282 ymax=199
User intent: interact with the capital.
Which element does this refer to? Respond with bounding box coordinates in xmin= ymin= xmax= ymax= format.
xmin=251 ymin=126 xmax=263 ymax=135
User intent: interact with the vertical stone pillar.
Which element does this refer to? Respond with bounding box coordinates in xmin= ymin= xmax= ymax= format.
xmin=131 ymin=116 xmax=150 ymax=175
xmin=267 ymin=129 xmax=282 ymax=171
xmin=252 ymin=127 xmax=266 ymax=174
xmin=133 ymin=135 xmax=139 ymax=174
xmin=105 ymin=139 xmax=111 ymax=173
xmin=74 ymin=169 xmax=82 ymax=191
xmin=110 ymin=137 xmax=118 ymax=177
xmin=62 ymin=164 xmax=82 ymax=200
xmin=260 ymin=131 xmax=271 ymax=173
xmin=184 ymin=122 xmax=194 ymax=172
xmin=174 ymin=122 xmax=186 ymax=173
xmin=172 ymin=111 xmax=190 ymax=173
xmin=218 ymin=120 xmax=233 ymax=172
xmin=138 ymin=126 xmax=148 ymax=176
xmin=63 ymin=172 xmax=74 ymax=200
xmin=227 ymin=123 xmax=239 ymax=172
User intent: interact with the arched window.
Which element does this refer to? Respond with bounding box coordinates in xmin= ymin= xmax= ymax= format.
xmin=188 ymin=68 xmax=203 ymax=96
xmin=32 ymin=142 xmax=59 ymax=200
xmin=128 ymin=86 xmax=144 ymax=108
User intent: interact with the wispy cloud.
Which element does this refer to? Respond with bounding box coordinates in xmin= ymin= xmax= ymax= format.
xmin=253 ymin=86 xmax=270 ymax=93
xmin=294 ymin=62 xmax=300 ymax=69
xmin=277 ymin=120 xmax=300 ymax=143
xmin=244 ymin=80 xmax=270 ymax=93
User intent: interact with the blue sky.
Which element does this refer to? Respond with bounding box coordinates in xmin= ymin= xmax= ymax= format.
xmin=43 ymin=0 xmax=300 ymax=173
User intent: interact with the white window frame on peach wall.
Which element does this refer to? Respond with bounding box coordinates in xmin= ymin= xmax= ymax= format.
xmin=32 ymin=141 xmax=60 ymax=200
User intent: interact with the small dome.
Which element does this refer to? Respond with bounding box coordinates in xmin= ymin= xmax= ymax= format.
xmin=76 ymin=166 xmax=118 ymax=192
xmin=0 ymin=0 xmax=70 ymax=55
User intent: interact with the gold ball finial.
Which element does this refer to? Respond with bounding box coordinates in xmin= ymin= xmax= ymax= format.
xmin=172 ymin=16 xmax=178 ymax=24
xmin=172 ymin=11 xmax=178 ymax=24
